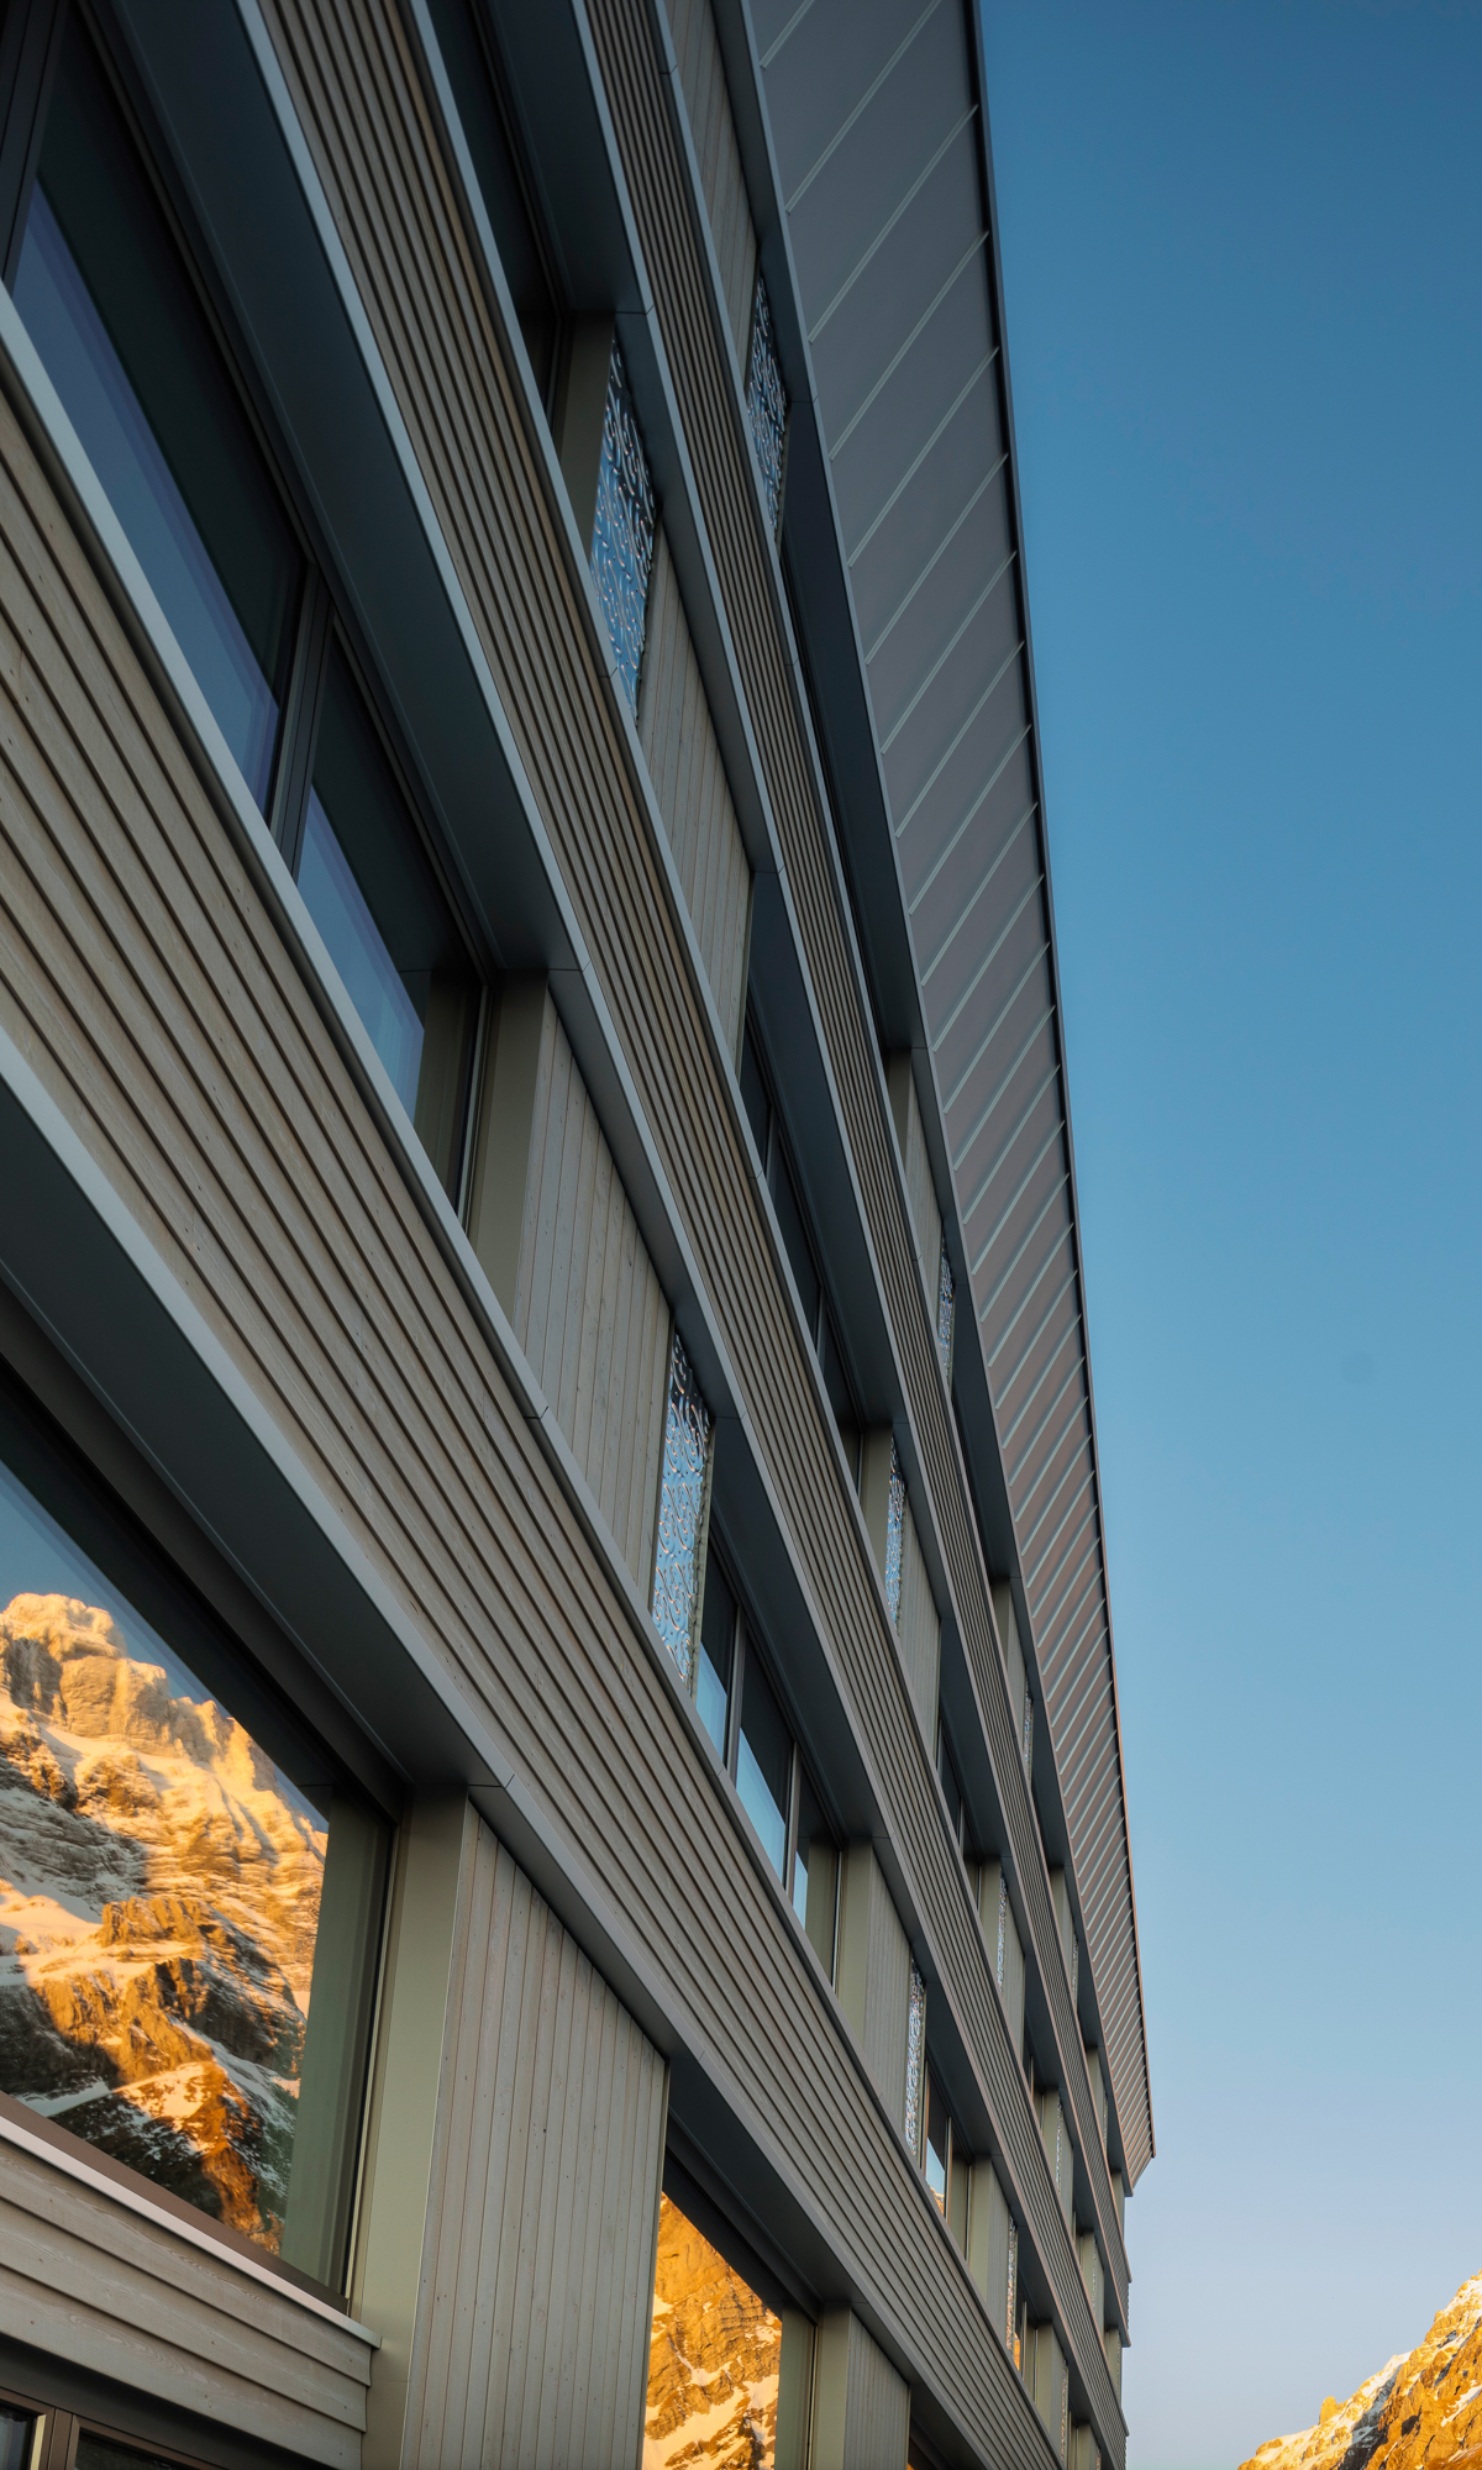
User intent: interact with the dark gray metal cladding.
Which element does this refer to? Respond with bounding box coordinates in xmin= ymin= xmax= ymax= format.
xmin=757 ymin=0 xmax=1152 ymax=2182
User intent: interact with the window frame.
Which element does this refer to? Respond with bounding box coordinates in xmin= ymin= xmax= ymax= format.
xmin=698 ymin=1544 xmax=839 ymax=1972
xmin=0 ymin=1355 xmax=397 ymax=2304
xmin=739 ymin=1009 xmax=862 ymax=1478
xmin=0 ymin=0 xmax=497 ymax=1209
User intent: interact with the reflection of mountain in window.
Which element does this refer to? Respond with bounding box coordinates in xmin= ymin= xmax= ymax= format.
xmin=0 ymin=1409 xmax=384 ymax=2283
xmin=645 ymin=2192 xmax=781 ymax=2469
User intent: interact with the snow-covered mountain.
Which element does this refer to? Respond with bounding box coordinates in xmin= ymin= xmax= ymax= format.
xmin=0 ymin=1592 xmax=325 ymax=2248
xmin=1241 ymin=2274 xmax=1482 ymax=2470
xmin=644 ymin=2194 xmax=781 ymax=2470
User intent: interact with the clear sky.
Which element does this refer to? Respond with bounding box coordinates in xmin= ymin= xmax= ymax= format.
xmin=977 ymin=3 xmax=1482 ymax=2462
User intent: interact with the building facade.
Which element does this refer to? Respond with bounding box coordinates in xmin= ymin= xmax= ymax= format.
xmin=0 ymin=0 xmax=1150 ymax=2465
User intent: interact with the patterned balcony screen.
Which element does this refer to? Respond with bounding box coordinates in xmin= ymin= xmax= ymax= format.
xmin=591 ymin=340 xmax=656 ymax=711
xmin=883 ymin=1441 xmax=906 ymax=1627
xmin=1006 ymin=2215 xmax=1020 ymax=2358
xmin=903 ymin=1959 xmax=926 ymax=2157
xmin=936 ymin=1241 xmax=955 ymax=1384
xmin=1022 ymin=1680 xmax=1035 ymax=1775
xmin=651 ymin=1330 xmax=713 ymax=1684
xmin=995 ymin=1867 xmax=1010 ymax=1990
xmin=745 ymin=276 xmax=787 ymax=535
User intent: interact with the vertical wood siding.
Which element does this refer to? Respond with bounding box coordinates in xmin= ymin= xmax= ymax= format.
xmin=637 ymin=532 xmax=751 ymax=1061
xmin=515 ymin=996 xmax=670 ymax=1589
xmin=812 ymin=2309 xmax=911 ymax=2470
xmin=836 ymin=1845 xmax=910 ymax=2128
xmin=404 ymin=1823 xmax=666 ymax=2469
xmin=0 ymin=2132 xmax=369 ymax=2467
xmin=897 ymin=1500 xmax=940 ymax=1744
xmin=665 ymin=0 xmax=756 ymax=362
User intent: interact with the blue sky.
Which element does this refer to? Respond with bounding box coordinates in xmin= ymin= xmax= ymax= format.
xmin=978 ymin=3 xmax=1482 ymax=2461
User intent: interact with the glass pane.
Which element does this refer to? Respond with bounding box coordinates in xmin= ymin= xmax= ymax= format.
xmin=590 ymin=343 xmax=655 ymax=710
xmin=696 ymin=1559 xmax=734 ymax=1756
xmin=13 ymin=19 xmax=301 ymax=808
xmin=903 ymin=1961 xmax=926 ymax=2155
xmin=300 ymin=643 xmax=477 ymax=1193
xmin=0 ymin=1389 xmax=386 ymax=2271
xmin=884 ymin=1443 xmax=906 ymax=1626
xmin=735 ymin=1650 xmax=789 ymax=1880
xmin=651 ymin=1334 xmax=712 ymax=1682
xmin=739 ymin=1019 xmax=771 ymax=1158
xmin=0 ymin=2412 xmax=32 ymax=2470
xmin=645 ymin=2193 xmax=781 ymax=2468
xmin=924 ymin=2074 xmax=949 ymax=2210
xmin=75 ymin=2441 xmax=178 ymax=2470
xmin=424 ymin=0 xmax=560 ymax=401
xmin=938 ymin=1731 xmax=965 ymax=1849
xmin=791 ymin=1771 xmax=837 ymax=1977
xmin=770 ymin=1149 xmax=820 ymax=1339
xmin=745 ymin=277 xmax=787 ymax=536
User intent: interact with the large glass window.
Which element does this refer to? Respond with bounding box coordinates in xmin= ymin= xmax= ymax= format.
xmin=740 ymin=1015 xmax=860 ymax=1480
xmin=11 ymin=12 xmax=302 ymax=808
xmin=923 ymin=2071 xmax=969 ymax=2252
xmin=645 ymin=2193 xmax=784 ymax=2469
xmin=695 ymin=1556 xmax=837 ymax=1975
xmin=291 ymin=639 xmax=479 ymax=1195
xmin=0 ymin=1381 xmax=388 ymax=2286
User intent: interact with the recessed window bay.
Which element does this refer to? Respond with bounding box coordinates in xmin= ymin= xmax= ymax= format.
xmin=0 ymin=1393 xmax=385 ymax=2284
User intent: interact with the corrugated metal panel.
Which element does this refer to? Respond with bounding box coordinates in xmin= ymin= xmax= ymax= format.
xmin=668 ymin=0 xmax=756 ymax=358
xmin=760 ymin=0 xmax=1151 ymax=2184
xmin=404 ymin=1823 xmax=667 ymax=2468
xmin=516 ymin=996 xmax=671 ymax=1589
xmin=638 ymin=529 xmax=752 ymax=1059
xmin=0 ymin=2126 xmax=369 ymax=2466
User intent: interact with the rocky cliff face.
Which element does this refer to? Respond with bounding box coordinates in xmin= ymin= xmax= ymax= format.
xmin=644 ymin=2193 xmax=782 ymax=2469
xmin=0 ymin=1592 xmax=325 ymax=2247
xmin=1242 ymin=2275 xmax=1482 ymax=2470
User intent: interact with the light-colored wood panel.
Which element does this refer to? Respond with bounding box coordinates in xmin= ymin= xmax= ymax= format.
xmin=638 ymin=530 xmax=750 ymax=1060
xmin=404 ymin=1821 xmax=665 ymax=2468
xmin=514 ymin=994 xmax=669 ymax=1589
xmin=666 ymin=0 xmax=757 ymax=361
xmin=0 ymin=2143 xmax=367 ymax=2465
xmin=811 ymin=2308 xmax=911 ymax=2470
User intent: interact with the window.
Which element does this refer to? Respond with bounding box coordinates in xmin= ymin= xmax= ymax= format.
xmin=9 ymin=7 xmax=302 ymax=809
xmin=883 ymin=1440 xmax=906 ymax=1625
xmin=285 ymin=634 xmax=480 ymax=1194
xmin=0 ymin=1377 xmax=389 ymax=2285
xmin=652 ymin=1331 xmax=713 ymax=1681
xmin=0 ymin=2408 xmax=30 ymax=2470
xmin=744 ymin=274 xmax=786 ymax=535
xmin=936 ymin=1240 xmax=955 ymax=1385
xmin=923 ymin=2072 xmax=969 ymax=2250
xmin=696 ymin=1558 xmax=837 ymax=1973
xmin=645 ymin=2194 xmax=796 ymax=2470
xmin=421 ymin=0 xmax=564 ymax=406
xmin=591 ymin=340 xmax=656 ymax=710
xmin=936 ymin=1721 xmax=968 ymax=1856
xmin=903 ymin=1959 xmax=926 ymax=2155
xmin=2 ymin=3 xmax=489 ymax=1205
xmin=740 ymin=1015 xmax=860 ymax=1478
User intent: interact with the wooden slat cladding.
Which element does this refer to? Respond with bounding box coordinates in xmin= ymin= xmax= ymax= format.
xmin=0 ymin=372 xmax=1056 ymax=2470
xmin=579 ymin=0 xmax=1132 ymax=2355
xmin=251 ymin=0 xmax=1125 ymax=2425
xmin=637 ymin=530 xmax=751 ymax=1062
xmin=404 ymin=1824 xmax=665 ymax=2468
xmin=516 ymin=994 xmax=670 ymax=1587
xmin=665 ymin=0 xmax=756 ymax=363
xmin=0 ymin=2132 xmax=369 ymax=2467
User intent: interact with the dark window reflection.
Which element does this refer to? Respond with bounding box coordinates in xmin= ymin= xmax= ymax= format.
xmin=424 ymin=0 xmax=562 ymax=403
xmin=12 ymin=16 xmax=301 ymax=806
xmin=736 ymin=1654 xmax=790 ymax=1879
xmin=697 ymin=1557 xmax=734 ymax=1755
xmin=297 ymin=642 xmax=478 ymax=1194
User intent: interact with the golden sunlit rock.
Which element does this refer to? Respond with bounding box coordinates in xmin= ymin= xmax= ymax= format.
xmin=644 ymin=2193 xmax=781 ymax=2469
xmin=1241 ymin=2275 xmax=1482 ymax=2470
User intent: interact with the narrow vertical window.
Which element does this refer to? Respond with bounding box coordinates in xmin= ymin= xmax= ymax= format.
xmin=291 ymin=640 xmax=480 ymax=1198
xmin=903 ymin=1959 xmax=926 ymax=2156
xmin=1006 ymin=2216 xmax=1021 ymax=2360
xmin=1022 ymin=1681 xmax=1035 ymax=1775
xmin=11 ymin=12 xmax=302 ymax=808
xmin=745 ymin=275 xmax=787 ymax=535
xmin=736 ymin=1653 xmax=790 ymax=1879
xmin=936 ymin=1240 xmax=955 ymax=1384
xmin=591 ymin=341 xmax=656 ymax=710
xmin=996 ymin=1867 xmax=1010 ymax=1988
xmin=883 ymin=1442 xmax=906 ymax=1627
xmin=651 ymin=1331 xmax=712 ymax=1680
